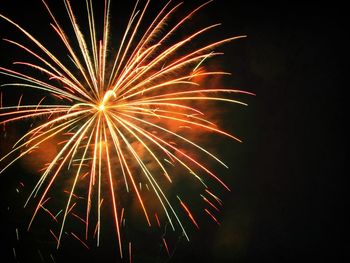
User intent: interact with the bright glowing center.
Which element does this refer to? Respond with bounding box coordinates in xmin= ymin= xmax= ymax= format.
xmin=98 ymin=104 xmax=105 ymax=111
xmin=98 ymin=90 xmax=116 ymax=112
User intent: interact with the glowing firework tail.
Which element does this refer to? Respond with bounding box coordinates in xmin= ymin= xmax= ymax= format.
xmin=0 ymin=0 xmax=253 ymax=258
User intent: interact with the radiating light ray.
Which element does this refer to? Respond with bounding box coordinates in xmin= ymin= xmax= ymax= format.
xmin=115 ymin=112 xmax=228 ymax=168
xmin=115 ymin=115 xmax=219 ymax=189
xmin=104 ymin=114 xmax=151 ymax=225
xmin=0 ymin=15 xmax=92 ymax=99
xmin=27 ymin=116 xmax=97 ymax=233
xmin=113 ymin=114 xmax=172 ymax=182
xmin=57 ymin=116 xmax=97 ymax=248
xmin=113 ymin=122 xmax=190 ymax=240
xmin=149 ymin=112 xmax=237 ymax=143
xmin=0 ymin=70 xmax=88 ymax=102
xmin=103 ymin=122 xmax=123 ymax=257
xmin=0 ymin=0 xmax=253 ymax=258
xmin=114 ymin=115 xmax=205 ymax=185
xmin=1 ymin=115 xmax=87 ymax=175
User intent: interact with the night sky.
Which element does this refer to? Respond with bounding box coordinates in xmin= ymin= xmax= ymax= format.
xmin=0 ymin=0 xmax=346 ymax=262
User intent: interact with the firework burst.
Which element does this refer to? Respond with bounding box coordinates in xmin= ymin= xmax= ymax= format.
xmin=0 ymin=0 xmax=253 ymax=258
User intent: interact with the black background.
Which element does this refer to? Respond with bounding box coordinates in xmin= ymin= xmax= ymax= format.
xmin=0 ymin=0 xmax=346 ymax=262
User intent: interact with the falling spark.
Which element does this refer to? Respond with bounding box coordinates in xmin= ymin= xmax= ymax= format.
xmin=0 ymin=0 xmax=253 ymax=257
xmin=120 ymin=207 xmax=125 ymax=226
xmin=50 ymin=229 xmax=59 ymax=244
xmin=162 ymin=237 xmax=170 ymax=256
xmin=177 ymin=196 xmax=200 ymax=229
xmin=201 ymin=194 xmax=220 ymax=212
xmin=72 ymin=212 xmax=87 ymax=224
xmin=205 ymin=189 xmax=223 ymax=206
xmin=129 ymin=242 xmax=132 ymax=263
xmin=155 ymin=212 xmax=161 ymax=228
xmin=38 ymin=249 xmax=44 ymax=262
xmin=204 ymin=208 xmax=220 ymax=226
xmin=71 ymin=232 xmax=90 ymax=249
xmin=17 ymin=94 xmax=23 ymax=110
xmin=41 ymin=204 xmax=59 ymax=222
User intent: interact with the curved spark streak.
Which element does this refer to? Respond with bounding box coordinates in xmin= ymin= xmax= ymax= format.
xmin=0 ymin=0 xmax=253 ymax=257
